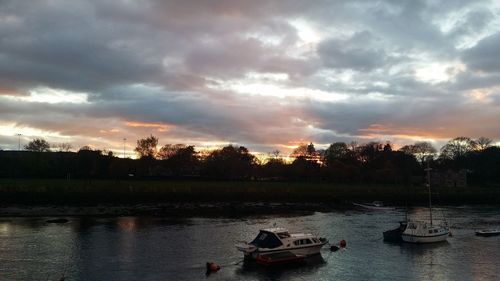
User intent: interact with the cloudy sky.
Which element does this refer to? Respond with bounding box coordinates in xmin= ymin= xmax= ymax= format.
xmin=1 ymin=0 xmax=500 ymax=156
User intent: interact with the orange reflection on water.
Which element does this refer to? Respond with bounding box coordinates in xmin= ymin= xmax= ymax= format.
xmin=117 ymin=217 xmax=138 ymax=232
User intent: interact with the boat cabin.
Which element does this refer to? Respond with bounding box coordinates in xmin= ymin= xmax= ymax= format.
xmin=404 ymin=221 xmax=447 ymax=235
xmin=250 ymin=228 xmax=288 ymax=249
xmin=249 ymin=228 xmax=322 ymax=249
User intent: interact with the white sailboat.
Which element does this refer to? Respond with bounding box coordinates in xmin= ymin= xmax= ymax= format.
xmin=384 ymin=163 xmax=449 ymax=243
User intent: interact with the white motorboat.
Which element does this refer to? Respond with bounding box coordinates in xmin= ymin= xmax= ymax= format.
xmin=475 ymin=229 xmax=500 ymax=237
xmin=353 ymin=201 xmax=395 ymax=210
xmin=235 ymin=227 xmax=328 ymax=259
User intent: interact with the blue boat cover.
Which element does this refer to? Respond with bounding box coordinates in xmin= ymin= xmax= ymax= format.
xmin=250 ymin=231 xmax=283 ymax=248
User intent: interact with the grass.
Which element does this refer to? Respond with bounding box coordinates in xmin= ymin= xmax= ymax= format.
xmin=0 ymin=178 xmax=499 ymax=205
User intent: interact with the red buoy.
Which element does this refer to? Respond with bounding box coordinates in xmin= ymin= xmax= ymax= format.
xmin=206 ymin=262 xmax=220 ymax=274
xmin=339 ymin=239 xmax=347 ymax=248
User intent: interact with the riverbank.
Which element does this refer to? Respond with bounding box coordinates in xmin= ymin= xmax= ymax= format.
xmin=0 ymin=179 xmax=498 ymax=216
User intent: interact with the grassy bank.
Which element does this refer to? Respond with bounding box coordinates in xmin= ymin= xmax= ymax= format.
xmin=1 ymin=179 xmax=499 ymax=205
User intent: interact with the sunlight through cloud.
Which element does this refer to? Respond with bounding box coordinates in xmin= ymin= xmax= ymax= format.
xmin=10 ymin=87 xmax=89 ymax=104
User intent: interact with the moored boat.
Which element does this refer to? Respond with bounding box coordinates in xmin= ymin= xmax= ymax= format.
xmin=401 ymin=220 xmax=449 ymax=243
xmin=353 ymin=201 xmax=395 ymax=210
xmin=383 ymin=221 xmax=407 ymax=242
xmin=475 ymin=229 xmax=500 ymax=237
xmin=383 ymin=162 xmax=449 ymax=244
xmin=235 ymin=227 xmax=328 ymax=259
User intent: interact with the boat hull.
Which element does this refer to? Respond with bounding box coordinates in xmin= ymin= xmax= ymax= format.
xmin=255 ymin=251 xmax=305 ymax=266
xmin=353 ymin=202 xmax=395 ymax=210
xmin=247 ymin=243 xmax=325 ymax=259
xmin=383 ymin=228 xmax=404 ymax=242
xmin=401 ymin=232 xmax=448 ymax=243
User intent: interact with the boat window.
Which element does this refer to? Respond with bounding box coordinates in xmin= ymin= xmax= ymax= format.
xmin=304 ymin=239 xmax=312 ymax=244
xmin=429 ymin=230 xmax=433 ymax=234
xmin=434 ymin=229 xmax=438 ymax=233
xmin=249 ymin=231 xmax=283 ymax=249
xmin=408 ymin=223 xmax=416 ymax=229
xmin=277 ymin=232 xmax=290 ymax=239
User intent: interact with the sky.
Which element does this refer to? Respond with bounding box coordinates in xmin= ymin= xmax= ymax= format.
xmin=1 ymin=0 xmax=500 ymax=156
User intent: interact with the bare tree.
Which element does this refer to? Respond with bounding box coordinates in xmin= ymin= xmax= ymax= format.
xmin=270 ymin=150 xmax=281 ymax=159
xmin=399 ymin=141 xmax=437 ymax=164
xmin=475 ymin=137 xmax=492 ymax=151
xmin=55 ymin=142 xmax=73 ymax=152
xmin=440 ymin=137 xmax=476 ymax=160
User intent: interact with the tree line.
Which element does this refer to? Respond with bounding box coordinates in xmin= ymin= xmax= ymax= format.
xmin=1 ymin=136 xmax=499 ymax=186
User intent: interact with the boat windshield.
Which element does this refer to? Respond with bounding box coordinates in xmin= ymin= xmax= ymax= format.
xmin=249 ymin=231 xmax=283 ymax=249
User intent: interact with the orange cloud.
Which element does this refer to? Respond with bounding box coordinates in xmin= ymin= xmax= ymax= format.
xmin=0 ymin=87 xmax=22 ymax=96
xmin=125 ymin=121 xmax=173 ymax=132
xmin=357 ymin=123 xmax=447 ymax=142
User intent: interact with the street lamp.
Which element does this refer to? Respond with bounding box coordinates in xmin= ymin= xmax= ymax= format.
xmin=123 ymin=138 xmax=127 ymax=158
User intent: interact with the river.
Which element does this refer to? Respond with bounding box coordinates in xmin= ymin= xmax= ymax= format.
xmin=0 ymin=205 xmax=498 ymax=280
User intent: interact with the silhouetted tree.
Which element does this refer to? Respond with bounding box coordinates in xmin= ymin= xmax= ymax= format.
xmin=291 ymin=143 xmax=317 ymax=160
xmin=475 ymin=137 xmax=492 ymax=151
xmin=55 ymin=142 xmax=73 ymax=152
xmin=400 ymin=141 xmax=437 ymax=165
xmin=79 ymin=145 xmax=92 ymax=151
xmin=157 ymin=144 xmax=186 ymax=160
xmin=270 ymin=150 xmax=281 ymax=159
xmin=166 ymin=145 xmax=199 ymax=177
xmin=357 ymin=142 xmax=383 ymax=163
xmin=24 ymin=138 xmax=51 ymax=152
xmin=203 ymin=145 xmax=256 ymax=179
xmin=440 ymin=137 xmax=476 ymax=160
xmin=383 ymin=142 xmax=392 ymax=152
xmin=324 ymin=142 xmax=351 ymax=165
xmin=135 ymin=135 xmax=158 ymax=159
xmin=260 ymin=157 xmax=287 ymax=179
xmin=289 ymin=156 xmax=321 ymax=179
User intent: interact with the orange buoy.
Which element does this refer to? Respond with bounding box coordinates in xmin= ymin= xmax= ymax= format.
xmin=339 ymin=239 xmax=347 ymax=248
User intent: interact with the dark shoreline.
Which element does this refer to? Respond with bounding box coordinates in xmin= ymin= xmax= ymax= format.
xmin=0 ymin=202 xmax=332 ymax=217
xmin=1 ymin=179 xmax=499 ymax=217
xmin=2 ymin=201 xmax=499 ymax=218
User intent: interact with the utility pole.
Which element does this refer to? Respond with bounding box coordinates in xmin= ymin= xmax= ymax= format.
xmin=123 ymin=138 xmax=127 ymax=158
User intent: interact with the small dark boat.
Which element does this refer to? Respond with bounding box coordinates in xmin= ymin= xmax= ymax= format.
xmin=383 ymin=221 xmax=407 ymax=242
xmin=475 ymin=229 xmax=500 ymax=237
xmin=46 ymin=218 xmax=69 ymax=224
xmin=255 ymin=251 xmax=305 ymax=266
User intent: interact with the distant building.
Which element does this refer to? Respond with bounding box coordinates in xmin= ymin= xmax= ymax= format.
xmin=430 ymin=169 xmax=467 ymax=187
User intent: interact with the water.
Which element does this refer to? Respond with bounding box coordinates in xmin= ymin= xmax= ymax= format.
xmin=0 ymin=206 xmax=498 ymax=281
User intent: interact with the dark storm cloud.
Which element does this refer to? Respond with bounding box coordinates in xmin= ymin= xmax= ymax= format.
xmin=462 ymin=32 xmax=500 ymax=73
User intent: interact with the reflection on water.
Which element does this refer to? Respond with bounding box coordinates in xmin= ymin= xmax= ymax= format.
xmin=236 ymin=254 xmax=326 ymax=280
xmin=0 ymin=206 xmax=498 ymax=281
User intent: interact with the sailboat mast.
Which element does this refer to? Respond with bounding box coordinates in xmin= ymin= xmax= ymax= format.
xmin=426 ymin=162 xmax=433 ymax=226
